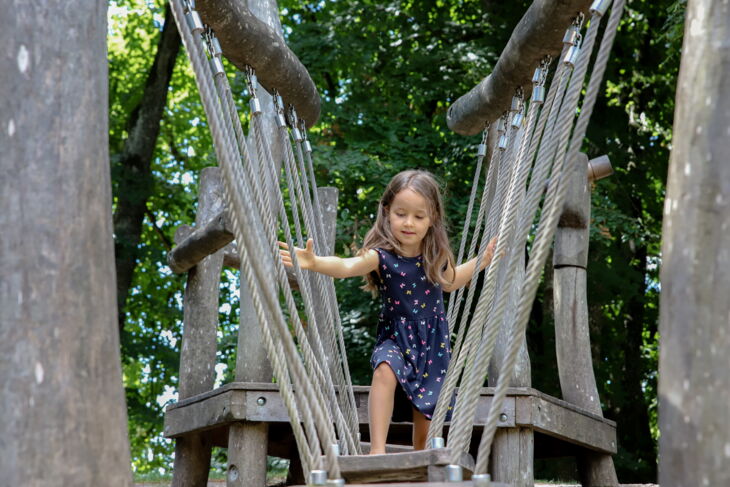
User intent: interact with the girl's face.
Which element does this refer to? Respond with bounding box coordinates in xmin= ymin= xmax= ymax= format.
xmin=387 ymin=188 xmax=432 ymax=254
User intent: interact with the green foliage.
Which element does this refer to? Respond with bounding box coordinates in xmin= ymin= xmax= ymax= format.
xmin=111 ymin=0 xmax=684 ymax=482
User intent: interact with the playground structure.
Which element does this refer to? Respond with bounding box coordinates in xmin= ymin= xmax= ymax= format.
xmin=1 ymin=1 xmax=728 ymax=487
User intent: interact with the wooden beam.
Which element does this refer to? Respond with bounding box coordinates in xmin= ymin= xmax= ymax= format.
xmin=0 ymin=2 xmax=132 ymax=483
xmin=195 ymin=0 xmax=320 ymax=127
xmin=659 ymin=0 xmax=730 ymax=486
xmin=447 ymin=0 xmax=593 ymax=135
xmin=168 ymin=209 xmax=233 ymax=273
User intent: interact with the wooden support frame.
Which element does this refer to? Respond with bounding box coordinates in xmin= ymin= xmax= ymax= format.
xmin=164 ymin=383 xmax=617 ymax=455
xmin=447 ymin=0 xmax=594 ymax=135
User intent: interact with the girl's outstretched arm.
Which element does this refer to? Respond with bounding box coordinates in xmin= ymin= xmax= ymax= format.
xmin=442 ymin=236 xmax=498 ymax=292
xmin=278 ymin=239 xmax=379 ymax=279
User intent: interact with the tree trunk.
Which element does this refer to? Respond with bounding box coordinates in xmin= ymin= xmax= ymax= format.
xmin=659 ymin=1 xmax=730 ymax=486
xmin=114 ymin=3 xmax=181 ymax=332
xmin=0 ymin=1 xmax=132 ymax=484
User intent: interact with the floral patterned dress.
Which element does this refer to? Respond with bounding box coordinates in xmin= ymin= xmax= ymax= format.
xmin=370 ymin=247 xmax=453 ymax=421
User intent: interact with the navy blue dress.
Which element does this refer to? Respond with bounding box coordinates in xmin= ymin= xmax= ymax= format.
xmin=370 ymin=248 xmax=453 ymax=421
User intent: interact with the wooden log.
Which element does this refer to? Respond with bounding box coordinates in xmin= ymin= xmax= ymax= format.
xmin=172 ymin=167 xmax=227 ymax=487
xmin=554 ymin=153 xmax=617 ymax=486
xmin=0 ymin=2 xmax=132 ymax=484
xmin=168 ymin=209 xmax=234 ymax=273
xmin=195 ymin=0 xmax=320 ymax=127
xmin=447 ymin=0 xmax=593 ymax=135
xmin=658 ymin=1 xmax=730 ymax=486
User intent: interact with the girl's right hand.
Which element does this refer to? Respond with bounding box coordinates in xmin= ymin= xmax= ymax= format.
xmin=278 ymin=238 xmax=316 ymax=270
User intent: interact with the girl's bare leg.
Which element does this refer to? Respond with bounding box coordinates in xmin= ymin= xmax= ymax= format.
xmin=412 ymin=408 xmax=430 ymax=451
xmin=368 ymin=363 xmax=397 ymax=454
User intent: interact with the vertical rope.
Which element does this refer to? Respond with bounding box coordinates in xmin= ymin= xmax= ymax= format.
xmin=474 ymin=9 xmax=614 ymax=473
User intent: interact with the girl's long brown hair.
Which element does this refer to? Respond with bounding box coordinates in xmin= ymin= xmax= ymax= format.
xmin=359 ymin=170 xmax=455 ymax=294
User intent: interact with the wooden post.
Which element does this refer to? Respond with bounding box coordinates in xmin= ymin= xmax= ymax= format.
xmin=226 ymin=2 xmax=283 ymax=486
xmin=554 ymin=153 xmax=618 ymax=486
xmin=488 ymin=125 xmax=534 ymax=487
xmin=659 ymin=1 xmax=730 ymax=486
xmin=171 ymin=167 xmax=227 ymax=487
xmin=0 ymin=2 xmax=132 ymax=485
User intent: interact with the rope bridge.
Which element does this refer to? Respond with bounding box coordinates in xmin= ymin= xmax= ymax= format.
xmin=164 ymin=0 xmax=624 ymax=485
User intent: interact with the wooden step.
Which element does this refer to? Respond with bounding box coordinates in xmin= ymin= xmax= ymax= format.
xmin=292 ymin=482 xmax=511 ymax=487
xmin=335 ymin=448 xmax=473 ymax=484
xmin=163 ymin=382 xmax=617 ymax=455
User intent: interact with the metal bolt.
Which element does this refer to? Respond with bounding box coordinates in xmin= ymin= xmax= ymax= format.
xmin=563 ymin=44 xmax=581 ymax=67
xmin=445 ymin=464 xmax=463 ymax=482
xmin=472 ymin=473 xmax=491 ymax=486
xmin=428 ymin=437 xmax=445 ymax=449
xmin=499 ymin=413 xmax=508 ymax=422
xmin=227 ymin=465 xmax=239 ymax=481
xmin=309 ymin=470 xmax=327 ymax=486
xmin=497 ymin=134 xmax=508 ymax=151
xmin=590 ymin=0 xmax=612 ymax=16
xmin=250 ymin=98 xmax=262 ymax=116
xmin=532 ymin=85 xmax=546 ymax=104
xmin=256 ymin=396 xmax=266 ymax=406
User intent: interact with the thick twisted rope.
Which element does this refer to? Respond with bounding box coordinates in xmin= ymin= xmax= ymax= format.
xmin=428 ymin=135 xmax=504 ymax=441
xmin=170 ymin=1 xmax=346 ymax=478
xmin=446 ymin=131 xmax=489 ymax=327
xmin=272 ymin=119 xmax=359 ymax=455
xmin=285 ymin=123 xmax=362 ymax=452
xmin=474 ymin=6 xmax=621 ymax=472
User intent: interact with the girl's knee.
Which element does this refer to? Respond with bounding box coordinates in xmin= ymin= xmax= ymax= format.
xmin=372 ymin=363 xmax=397 ymax=386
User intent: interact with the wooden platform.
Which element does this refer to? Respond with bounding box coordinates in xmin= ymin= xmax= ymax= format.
xmin=164 ymin=382 xmax=617 ymax=458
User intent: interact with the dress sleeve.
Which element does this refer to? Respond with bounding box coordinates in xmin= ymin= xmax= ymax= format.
xmin=371 ymin=248 xmax=386 ymax=281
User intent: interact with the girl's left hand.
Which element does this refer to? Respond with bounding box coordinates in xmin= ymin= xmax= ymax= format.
xmin=482 ymin=236 xmax=498 ymax=268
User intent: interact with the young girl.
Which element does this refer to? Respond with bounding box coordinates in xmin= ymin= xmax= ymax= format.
xmin=279 ymin=169 xmax=497 ymax=455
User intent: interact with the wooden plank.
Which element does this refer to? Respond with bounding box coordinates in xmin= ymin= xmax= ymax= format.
xmin=528 ymin=396 xmax=616 ymax=454
xmin=658 ymin=1 xmax=730 ymax=486
xmin=446 ymin=0 xmax=593 ymax=135
xmin=336 ymin=448 xmax=474 ymax=484
xmin=0 ymin=2 xmax=132 ymax=484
